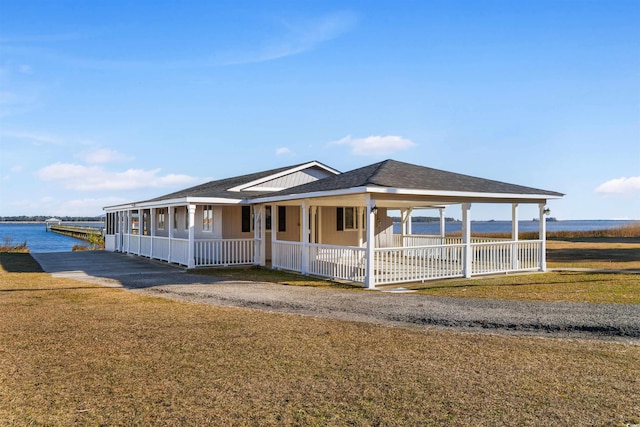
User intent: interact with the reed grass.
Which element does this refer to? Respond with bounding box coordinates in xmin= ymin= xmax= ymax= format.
xmin=447 ymin=222 xmax=640 ymax=240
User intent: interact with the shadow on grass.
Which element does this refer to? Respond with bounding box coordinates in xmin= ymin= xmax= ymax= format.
xmin=547 ymin=247 xmax=640 ymax=263
xmin=0 ymin=253 xmax=44 ymax=273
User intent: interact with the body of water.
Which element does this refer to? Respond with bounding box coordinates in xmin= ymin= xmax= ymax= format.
xmin=0 ymin=220 xmax=636 ymax=253
xmin=395 ymin=219 xmax=638 ymax=235
xmin=0 ymin=223 xmax=104 ymax=253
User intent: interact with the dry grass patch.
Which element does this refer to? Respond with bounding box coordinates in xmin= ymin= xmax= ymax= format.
xmin=1 ymin=254 xmax=639 ymax=426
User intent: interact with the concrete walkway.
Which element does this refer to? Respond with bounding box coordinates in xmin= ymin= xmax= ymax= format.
xmin=31 ymin=251 xmax=640 ymax=343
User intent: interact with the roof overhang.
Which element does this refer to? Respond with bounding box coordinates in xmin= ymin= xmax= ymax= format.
xmin=250 ymin=185 xmax=563 ymax=205
xmin=103 ymin=196 xmax=244 ymax=211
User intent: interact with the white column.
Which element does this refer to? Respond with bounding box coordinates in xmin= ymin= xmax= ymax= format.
xmin=254 ymin=205 xmax=265 ymax=266
xmin=364 ymin=196 xmax=376 ymax=289
xmin=127 ymin=210 xmax=132 ymax=253
xmin=401 ymin=209 xmax=407 ymax=237
xmin=187 ymin=204 xmax=196 ymax=268
xmin=168 ymin=206 xmax=174 ymax=262
xmin=301 ymin=201 xmax=308 ymax=275
xmin=539 ymin=203 xmax=547 ymax=271
xmin=406 ymin=208 xmax=413 ymax=235
xmin=462 ymin=203 xmax=472 ymax=278
xmin=511 ymin=203 xmax=519 ymax=271
xmin=357 ymin=207 xmax=364 ymax=247
xmin=272 ymin=205 xmax=278 ymax=242
xmin=150 ymin=208 xmax=156 ymax=258
xmin=439 ymin=208 xmax=446 ymax=241
xmin=317 ymin=206 xmax=323 ymax=244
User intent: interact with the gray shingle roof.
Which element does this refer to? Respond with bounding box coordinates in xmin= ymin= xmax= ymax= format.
xmin=144 ymin=162 xmax=316 ymax=202
xmin=263 ymin=160 xmax=564 ymax=198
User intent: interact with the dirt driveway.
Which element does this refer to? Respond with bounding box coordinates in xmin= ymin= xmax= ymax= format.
xmin=32 ymin=251 xmax=640 ymax=343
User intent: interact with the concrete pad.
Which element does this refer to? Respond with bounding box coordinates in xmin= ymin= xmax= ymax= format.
xmin=31 ymin=251 xmax=189 ymax=287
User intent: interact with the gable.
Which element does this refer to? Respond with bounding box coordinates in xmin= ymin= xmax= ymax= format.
xmin=242 ymin=167 xmax=334 ymax=192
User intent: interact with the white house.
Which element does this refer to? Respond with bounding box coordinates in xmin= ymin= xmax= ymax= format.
xmin=104 ymin=159 xmax=563 ymax=289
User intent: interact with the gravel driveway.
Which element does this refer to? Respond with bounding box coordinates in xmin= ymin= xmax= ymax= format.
xmin=33 ymin=251 xmax=640 ymax=343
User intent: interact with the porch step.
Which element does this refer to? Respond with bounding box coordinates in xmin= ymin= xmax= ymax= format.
xmin=379 ymin=287 xmax=417 ymax=293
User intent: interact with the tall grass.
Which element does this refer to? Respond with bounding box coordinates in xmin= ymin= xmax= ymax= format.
xmin=448 ymin=222 xmax=640 ymax=240
xmin=0 ymin=236 xmax=28 ymax=253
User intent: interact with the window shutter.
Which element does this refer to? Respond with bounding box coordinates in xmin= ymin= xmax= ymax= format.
xmin=278 ymin=206 xmax=286 ymax=232
xmin=241 ymin=206 xmax=251 ymax=232
xmin=337 ymin=207 xmax=344 ymax=231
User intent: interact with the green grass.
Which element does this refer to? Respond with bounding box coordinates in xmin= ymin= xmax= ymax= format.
xmin=1 ymin=253 xmax=638 ymax=426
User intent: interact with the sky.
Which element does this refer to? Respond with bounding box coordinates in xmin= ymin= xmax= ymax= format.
xmin=1 ymin=0 xmax=638 ymax=221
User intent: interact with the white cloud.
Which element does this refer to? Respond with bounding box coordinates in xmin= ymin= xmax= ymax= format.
xmin=78 ymin=147 xmax=133 ymax=164
xmin=329 ymin=135 xmax=417 ymax=156
xmin=36 ymin=162 xmax=199 ymax=191
xmin=595 ymin=176 xmax=640 ymax=195
xmin=276 ymin=147 xmax=292 ymax=155
xmin=249 ymin=11 xmax=358 ymax=63
xmin=0 ymin=130 xmax=62 ymax=145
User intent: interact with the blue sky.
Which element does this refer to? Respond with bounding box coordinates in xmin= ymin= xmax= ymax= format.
xmin=1 ymin=0 xmax=638 ymax=220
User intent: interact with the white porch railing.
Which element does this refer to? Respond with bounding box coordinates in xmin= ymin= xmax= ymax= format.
xmin=308 ymin=243 xmax=366 ymax=284
xmin=272 ymin=240 xmax=302 ymax=272
xmin=170 ymin=239 xmax=189 ymax=265
xmin=471 ymin=240 xmax=541 ymax=275
xmin=194 ymin=238 xmax=255 ymax=267
xmin=374 ymin=244 xmax=466 ymax=285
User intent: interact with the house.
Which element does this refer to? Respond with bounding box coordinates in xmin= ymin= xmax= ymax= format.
xmin=103 ymin=159 xmax=563 ymax=289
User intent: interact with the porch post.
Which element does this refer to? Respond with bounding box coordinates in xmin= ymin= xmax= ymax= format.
xmin=401 ymin=209 xmax=407 ymax=237
xmin=301 ymin=200 xmax=308 ymax=275
xmin=187 ymin=204 xmax=196 ymax=268
xmin=364 ymin=195 xmax=376 ymax=289
xmin=439 ymin=208 xmax=446 ymax=241
xmin=406 ymin=208 xmax=413 ymax=235
xmin=127 ymin=210 xmax=132 ymax=253
xmin=357 ymin=207 xmax=364 ymax=247
xmin=254 ymin=204 xmax=266 ymax=266
xmin=539 ymin=203 xmax=547 ymax=271
xmin=272 ymin=204 xmax=278 ymax=269
xmin=168 ymin=206 xmax=174 ymax=262
xmin=511 ymin=203 xmax=519 ymax=270
xmin=150 ymin=208 xmax=156 ymax=258
xmin=462 ymin=203 xmax=472 ymax=278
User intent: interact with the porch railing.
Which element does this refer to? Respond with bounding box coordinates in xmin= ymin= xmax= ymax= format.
xmin=272 ymin=240 xmax=302 ymax=272
xmin=308 ymin=243 xmax=366 ymax=284
xmin=194 ymin=238 xmax=255 ymax=267
xmin=471 ymin=240 xmax=541 ymax=275
xmin=374 ymin=243 xmax=466 ymax=285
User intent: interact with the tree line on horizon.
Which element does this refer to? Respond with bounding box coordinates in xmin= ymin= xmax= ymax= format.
xmin=0 ymin=215 xmax=104 ymax=222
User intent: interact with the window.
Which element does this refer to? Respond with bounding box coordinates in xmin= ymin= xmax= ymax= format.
xmin=265 ymin=206 xmax=272 ymax=230
xmin=241 ymin=206 xmax=252 ymax=233
xmin=337 ymin=207 xmax=362 ymax=231
xmin=278 ymin=206 xmax=286 ymax=232
xmin=142 ymin=211 xmax=149 ymax=235
xmin=203 ymin=205 xmax=213 ymax=232
xmin=157 ymin=208 xmax=166 ymax=230
xmin=173 ymin=207 xmax=178 ymax=230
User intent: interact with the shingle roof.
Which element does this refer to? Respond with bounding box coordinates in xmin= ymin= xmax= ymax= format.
xmin=263 ymin=159 xmax=564 ymax=198
xmin=144 ymin=162 xmax=315 ymax=202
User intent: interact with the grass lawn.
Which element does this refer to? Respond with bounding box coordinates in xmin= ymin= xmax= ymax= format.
xmin=1 ymin=252 xmax=640 ymax=426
